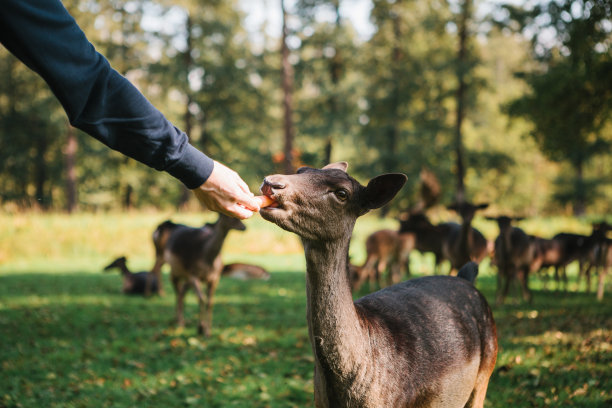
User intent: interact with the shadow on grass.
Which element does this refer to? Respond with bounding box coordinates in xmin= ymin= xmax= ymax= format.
xmin=1 ymin=269 xmax=610 ymax=407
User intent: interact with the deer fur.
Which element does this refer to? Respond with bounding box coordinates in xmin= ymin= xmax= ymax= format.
xmin=398 ymin=212 xmax=455 ymax=274
xmin=487 ymin=216 xmax=537 ymax=304
xmin=149 ymin=220 xmax=214 ymax=296
xmin=259 ymin=162 xmax=497 ymax=408
xmin=352 ymin=229 xmax=415 ymax=292
xmin=579 ymin=222 xmax=612 ymax=300
xmin=104 ymin=256 xmax=158 ymax=295
xmin=443 ymin=202 xmax=489 ymax=273
xmin=164 ymin=214 xmax=245 ymax=336
xmin=221 ymin=263 xmax=271 ymax=280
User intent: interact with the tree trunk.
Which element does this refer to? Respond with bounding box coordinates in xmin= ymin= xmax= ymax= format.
xmin=64 ymin=122 xmax=78 ymax=213
xmin=574 ymin=158 xmax=586 ymax=216
xmin=281 ymin=0 xmax=295 ymax=174
xmin=34 ymin=132 xmax=48 ymax=210
xmin=454 ymin=0 xmax=471 ymax=204
xmin=177 ymin=14 xmax=195 ymax=209
xmin=324 ymin=0 xmax=342 ymax=165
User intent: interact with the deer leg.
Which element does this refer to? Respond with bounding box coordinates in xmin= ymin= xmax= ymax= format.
xmin=172 ymin=275 xmax=188 ymax=328
xmin=204 ymin=280 xmax=219 ymax=337
xmin=517 ymin=267 xmax=532 ymax=303
xmin=147 ymin=256 xmax=165 ymax=296
xmin=188 ymin=277 xmax=209 ymax=336
xmin=596 ymin=266 xmax=606 ymax=301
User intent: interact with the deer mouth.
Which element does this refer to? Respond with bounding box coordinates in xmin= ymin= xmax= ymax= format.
xmin=259 ymin=181 xmax=283 ymax=211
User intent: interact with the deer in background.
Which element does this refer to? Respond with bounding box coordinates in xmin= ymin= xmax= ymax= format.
xmin=443 ymin=202 xmax=490 ymax=274
xmin=148 ymin=220 xmax=214 ymax=296
xmin=164 ymin=214 xmax=245 ymax=336
xmin=259 ymin=162 xmax=497 ymax=407
xmin=222 ymin=263 xmax=270 ymax=280
xmin=580 ymin=222 xmax=612 ymax=300
xmin=104 ymin=256 xmax=158 ymax=295
xmin=487 ymin=216 xmax=537 ymax=304
xmin=350 ymin=229 xmax=415 ymax=292
xmin=398 ymin=212 xmax=454 ymax=274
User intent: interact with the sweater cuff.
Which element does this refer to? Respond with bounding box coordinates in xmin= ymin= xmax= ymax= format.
xmin=165 ymin=144 xmax=214 ymax=189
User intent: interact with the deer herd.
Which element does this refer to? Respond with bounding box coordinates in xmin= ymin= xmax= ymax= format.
xmin=101 ymin=162 xmax=610 ymax=408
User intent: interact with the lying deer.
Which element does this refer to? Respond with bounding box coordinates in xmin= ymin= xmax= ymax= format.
xmin=259 ymin=162 xmax=497 ymax=408
xmin=352 ymin=229 xmax=415 ymax=292
xmin=104 ymin=256 xmax=158 ymax=295
xmin=222 ymin=263 xmax=271 ymax=280
xmin=164 ymin=214 xmax=245 ymax=336
xmin=487 ymin=216 xmax=537 ymax=304
xmin=443 ymin=202 xmax=489 ymax=273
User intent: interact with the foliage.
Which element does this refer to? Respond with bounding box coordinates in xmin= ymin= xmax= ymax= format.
xmin=499 ymin=0 xmax=612 ymax=214
xmin=0 ymin=0 xmax=611 ymax=214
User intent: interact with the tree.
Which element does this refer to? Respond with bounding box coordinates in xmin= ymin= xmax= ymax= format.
xmin=500 ymin=0 xmax=612 ymax=214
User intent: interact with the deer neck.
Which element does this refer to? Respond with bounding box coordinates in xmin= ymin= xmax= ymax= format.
xmin=459 ymin=219 xmax=473 ymax=255
xmin=119 ymin=264 xmax=131 ymax=277
xmin=203 ymin=226 xmax=230 ymax=262
xmin=302 ymin=233 xmax=369 ymax=394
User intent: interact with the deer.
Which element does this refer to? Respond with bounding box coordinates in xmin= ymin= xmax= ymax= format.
xmin=487 ymin=216 xmax=538 ymax=304
xmin=579 ymin=222 xmax=612 ymax=300
xmin=148 ymin=220 xmax=214 ymax=296
xmin=259 ymin=162 xmax=497 ymax=408
xmin=398 ymin=212 xmax=455 ymax=274
xmin=443 ymin=202 xmax=490 ymax=274
xmin=164 ymin=214 xmax=246 ymax=336
xmin=221 ymin=263 xmax=271 ymax=280
xmin=103 ymin=256 xmax=158 ymax=295
xmin=351 ymin=229 xmax=415 ymax=292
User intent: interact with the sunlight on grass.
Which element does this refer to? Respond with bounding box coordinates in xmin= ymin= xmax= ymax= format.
xmin=1 ymin=211 xmax=611 ymax=407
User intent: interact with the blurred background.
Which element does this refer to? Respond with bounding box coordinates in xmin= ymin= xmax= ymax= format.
xmin=0 ymin=0 xmax=610 ymax=216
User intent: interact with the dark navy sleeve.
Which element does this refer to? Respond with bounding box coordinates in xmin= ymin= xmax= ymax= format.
xmin=0 ymin=0 xmax=214 ymax=189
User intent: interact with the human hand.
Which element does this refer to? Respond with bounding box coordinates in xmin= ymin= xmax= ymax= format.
xmin=192 ymin=161 xmax=262 ymax=219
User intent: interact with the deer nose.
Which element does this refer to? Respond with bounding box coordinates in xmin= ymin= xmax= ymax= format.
xmin=260 ymin=177 xmax=286 ymax=196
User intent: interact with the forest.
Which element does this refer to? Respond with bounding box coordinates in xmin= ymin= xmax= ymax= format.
xmin=0 ymin=0 xmax=610 ymax=216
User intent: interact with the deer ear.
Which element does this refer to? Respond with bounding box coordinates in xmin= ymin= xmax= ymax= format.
xmin=323 ymin=162 xmax=348 ymax=172
xmin=363 ymin=173 xmax=407 ymax=210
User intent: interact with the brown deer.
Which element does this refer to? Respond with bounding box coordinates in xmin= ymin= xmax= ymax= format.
xmin=148 ymin=220 xmax=214 ymax=296
xmin=443 ymin=202 xmax=489 ymax=273
xmin=221 ymin=263 xmax=271 ymax=280
xmin=487 ymin=216 xmax=537 ymax=304
xmin=398 ymin=212 xmax=455 ymax=274
xmin=351 ymin=229 xmax=415 ymax=292
xmin=580 ymin=222 xmax=612 ymax=300
xmin=164 ymin=214 xmax=245 ymax=336
xmin=259 ymin=162 xmax=497 ymax=408
xmin=104 ymin=256 xmax=158 ymax=295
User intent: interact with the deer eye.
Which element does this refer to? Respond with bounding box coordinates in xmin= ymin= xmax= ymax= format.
xmin=334 ymin=189 xmax=349 ymax=201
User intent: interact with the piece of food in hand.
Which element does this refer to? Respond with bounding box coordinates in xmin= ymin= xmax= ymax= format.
xmin=255 ymin=195 xmax=277 ymax=208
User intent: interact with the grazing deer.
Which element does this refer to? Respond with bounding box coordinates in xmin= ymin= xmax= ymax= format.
xmin=149 ymin=220 xmax=214 ymax=296
xmin=259 ymin=162 xmax=497 ymax=408
xmin=221 ymin=263 xmax=271 ymax=280
xmin=443 ymin=202 xmax=489 ymax=273
xmin=351 ymin=229 xmax=415 ymax=292
xmin=398 ymin=212 xmax=455 ymax=274
xmin=487 ymin=216 xmax=537 ymax=304
xmin=104 ymin=256 xmax=158 ymax=295
xmin=164 ymin=214 xmax=245 ymax=336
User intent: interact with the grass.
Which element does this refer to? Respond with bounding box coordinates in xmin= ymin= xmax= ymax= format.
xmin=0 ymin=211 xmax=611 ymax=407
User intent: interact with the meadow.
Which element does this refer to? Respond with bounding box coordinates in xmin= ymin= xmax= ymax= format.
xmin=1 ymin=211 xmax=610 ymax=407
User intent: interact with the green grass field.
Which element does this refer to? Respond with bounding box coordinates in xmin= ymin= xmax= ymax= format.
xmin=1 ymin=212 xmax=610 ymax=407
